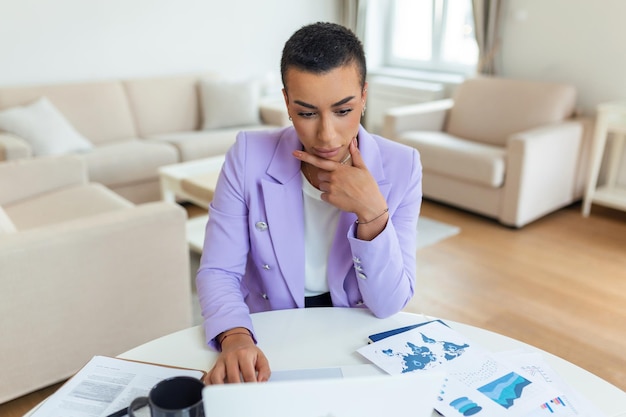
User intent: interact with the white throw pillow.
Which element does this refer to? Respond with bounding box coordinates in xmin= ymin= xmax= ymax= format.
xmin=0 ymin=206 xmax=17 ymax=235
xmin=0 ymin=97 xmax=93 ymax=156
xmin=200 ymin=78 xmax=261 ymax=130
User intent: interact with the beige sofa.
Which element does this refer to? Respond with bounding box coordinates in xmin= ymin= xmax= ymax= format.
xmin=0 ymin=74 xmax=289 ymax=203
xmin=384 ymin=76 xmax=592 ymax=227
xmin=0 ymin=156 xmax=193 ymax=403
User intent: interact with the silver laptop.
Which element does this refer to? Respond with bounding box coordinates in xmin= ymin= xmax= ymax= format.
xmin=202 ymin=371 xmax=445 ymax=417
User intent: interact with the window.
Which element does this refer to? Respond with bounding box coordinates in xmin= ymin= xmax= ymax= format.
xmin=385 ymin=0 xmax=478 ymax=74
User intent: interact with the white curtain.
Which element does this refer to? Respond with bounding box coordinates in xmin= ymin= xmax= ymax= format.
xmin=341 ymin=0 xmax=368 ymax=41
xmin=472 ymin=0 xmax=502 ymax=75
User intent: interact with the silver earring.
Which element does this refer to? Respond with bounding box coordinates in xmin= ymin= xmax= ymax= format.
xmin=288 ymin=116 xmax=293 ymax=121
xmin=361 ymin=105 xmax=366 ymax=117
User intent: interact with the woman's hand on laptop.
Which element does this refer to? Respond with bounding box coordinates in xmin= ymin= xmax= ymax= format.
xmin=204 ymin=328 xmax=271 ymax=384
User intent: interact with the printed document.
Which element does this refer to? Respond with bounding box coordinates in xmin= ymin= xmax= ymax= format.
xmin=30 ymin=355 xmax=204 ymax=417
xmin=357 ymin=320 xmax=563 ymax=417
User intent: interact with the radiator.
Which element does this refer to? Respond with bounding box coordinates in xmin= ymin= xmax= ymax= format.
xmin=365 ymin=76 xmax=445 ymax=135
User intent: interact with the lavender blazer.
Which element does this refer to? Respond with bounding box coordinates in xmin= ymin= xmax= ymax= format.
xmin=196 ymin=125 xmax=422 ymax=348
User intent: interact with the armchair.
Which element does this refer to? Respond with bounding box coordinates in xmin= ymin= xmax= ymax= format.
xmin=383 ymin=76 xmax=589 ymax=227
xmin=0 ymin=156 xmax=193 ymax=403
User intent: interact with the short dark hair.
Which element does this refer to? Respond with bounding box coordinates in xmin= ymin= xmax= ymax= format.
xmin=280 ymin=22 xmax=367 ymax=91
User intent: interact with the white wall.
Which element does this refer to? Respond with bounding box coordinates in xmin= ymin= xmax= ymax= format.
xmin=0 ymin=0 xmax=339 ymax=89
xmin=499 ymin=0 xmax=626 ymax=185
xmin=500 ymin=0 xmax=626 ymax=115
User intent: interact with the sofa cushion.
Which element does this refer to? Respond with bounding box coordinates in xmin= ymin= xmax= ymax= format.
xmin=0 ymin=206 xmax=17 ymax=234
xmin=82 ymin=139 xmax=178 ymax=187
xmin=0 ymin=155 xmax=87 ymax=208
xmin=398 ymin=131 xmax=506 ymax=187
xmin=0 ymin=81 xmax=137 ymax=144
xmin=123 ymin=75 xmax=207 ymax=137
xmin=0 ymin=97 xmax=93 ymax=156
xmin=446 ymin=77 xmax=577 ymax=147
xmin=146 ymin=125 xmax=268 ymax=161
xmin=200 ymin=78 xmax=261 ymax=130
xmin=4 ymin=183 xmax=133 ymax=230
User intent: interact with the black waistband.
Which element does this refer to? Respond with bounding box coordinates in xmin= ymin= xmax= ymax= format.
xmin=305 ymin=292 xmax=333 ymax=308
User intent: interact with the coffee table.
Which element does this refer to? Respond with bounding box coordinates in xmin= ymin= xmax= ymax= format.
xmin=159 ymin=155 xmax=225 ymax=252
xmin=159 ymin=155 xmax=225 ymax=209
xmin=117 ymin=308 xmax=626 ymax=417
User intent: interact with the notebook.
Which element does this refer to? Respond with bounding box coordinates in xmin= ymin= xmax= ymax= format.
xmin=202 ymin=371 xmax=445 ymax=417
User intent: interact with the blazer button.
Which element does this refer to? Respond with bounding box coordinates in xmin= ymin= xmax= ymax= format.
xmin=355 ymin=300 xmax=364 ymax=306
xmin=262 ymin=264 xmax=270 ymax=270
xmin=352 ymin=256 xmax=362 ymax=264
xmin=255 ymin=221 xmax=268 ymax=231
xmin=357 ymin=272 xmax=367 ymax=280
xmin=262 ymin=293 xmax=269 ymax=300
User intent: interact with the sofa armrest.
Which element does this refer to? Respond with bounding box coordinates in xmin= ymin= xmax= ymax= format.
xmin=501 ymin=121 xmax=584 ymax=227
xmin=0 ymin=201 xmax=192 ymax=402
xmin=259 ymin=98 xmax=290 ymax=126
xmin=382 ymin=98 xmax=454 ymax=140
xmin=0 ymin=132 xmax=32 ymax=161
xmin=0 ymin=155 xmax=87 ymax=205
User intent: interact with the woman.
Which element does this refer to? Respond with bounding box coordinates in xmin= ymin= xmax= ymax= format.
xmin=197 ymin=22 xmax=422 ymax=384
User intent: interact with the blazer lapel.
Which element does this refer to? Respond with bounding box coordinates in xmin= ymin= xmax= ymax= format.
xmin=262 ymin=132 xmax=306 ymax=306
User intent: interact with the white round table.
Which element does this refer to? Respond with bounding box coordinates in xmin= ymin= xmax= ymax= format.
xmin=118 ymin=307 xmax=625 ymax=417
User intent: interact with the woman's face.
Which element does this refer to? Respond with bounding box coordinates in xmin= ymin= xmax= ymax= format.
xmin=282 ymin=63 xmax=367 ymax=162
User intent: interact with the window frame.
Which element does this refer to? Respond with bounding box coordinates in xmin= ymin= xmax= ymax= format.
xmin=383 ymin=0 xmax=477 ymax=76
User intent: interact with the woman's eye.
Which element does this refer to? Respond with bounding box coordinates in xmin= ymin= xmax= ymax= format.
xmin=298 ymin=112 xmax=316 ymax=118
xmin=336 ymin=108 xmax=353 ymax=116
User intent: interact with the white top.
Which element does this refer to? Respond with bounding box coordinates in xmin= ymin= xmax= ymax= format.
xmin=301 ymin=172 xmax=341 ymax=296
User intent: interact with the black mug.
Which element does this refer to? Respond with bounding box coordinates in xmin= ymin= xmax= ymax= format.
xmin=128 ymin=376 xmax=205 ymax=417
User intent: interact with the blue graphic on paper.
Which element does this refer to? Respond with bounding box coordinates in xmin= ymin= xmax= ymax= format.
xmin=450 ymin=397 xmax=483 ymax=416
xmin=381 ymin=332 xmax=469 ymax=373
xmin=540 ymin=397 xmax=568 ymax=413
xmin=421 ymin=333 xmax=468 ymax=360
xmin=477 ymin=372 xmax=531 ymax=409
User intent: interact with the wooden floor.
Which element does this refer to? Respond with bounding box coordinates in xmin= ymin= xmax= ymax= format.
xmin=2 ymin=200 xmax=625 ymax=416
xmin=405 ymin=200 xmax=626 ymax=392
